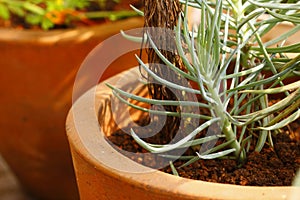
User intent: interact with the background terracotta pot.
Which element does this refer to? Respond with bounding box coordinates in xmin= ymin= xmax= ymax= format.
xmin=66 ymin=67 xmax=300 ymax=200
xmin=0 ymin=17 xmax=143 ymax=200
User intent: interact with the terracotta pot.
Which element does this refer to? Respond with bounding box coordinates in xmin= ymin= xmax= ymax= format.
xmin=66 ymin=67 xmax=300 ymax=200
xmin=0 ymin=17 xmax=143 ymax=200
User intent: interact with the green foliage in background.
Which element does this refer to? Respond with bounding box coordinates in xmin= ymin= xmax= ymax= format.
xmin=0 ymin=0 xmax=138 ymax=30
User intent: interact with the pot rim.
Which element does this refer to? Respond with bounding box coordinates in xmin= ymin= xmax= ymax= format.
xmin=0 ymin=17 xmax=142 ymax=43
xmin=66 ymin=67 xmax=300 ymax=200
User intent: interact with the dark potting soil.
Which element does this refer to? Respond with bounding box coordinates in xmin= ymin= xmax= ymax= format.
xmin=107 ymin=118 xmax=300 ymax=186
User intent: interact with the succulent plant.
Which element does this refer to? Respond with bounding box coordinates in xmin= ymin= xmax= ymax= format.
xmin=110 ymin=0 xmax=300 ymax=169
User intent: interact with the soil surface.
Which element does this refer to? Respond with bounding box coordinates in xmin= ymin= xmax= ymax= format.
xmin=107 ymin=118 xmax=300 ymax=186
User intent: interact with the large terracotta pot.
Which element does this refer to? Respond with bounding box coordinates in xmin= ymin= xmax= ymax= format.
xmin=0 ymin=17 xmax=143 ymax=200
xmin=66 ymin=67 xmax=300 ymax=200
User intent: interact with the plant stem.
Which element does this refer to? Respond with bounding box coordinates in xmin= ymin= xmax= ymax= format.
xmin=232 ymin=0 xmax=244 ymax=23
xmin=231 ymin=0 xmax=252 ymax=68
xmin=223 ymin=118 xmax=246 ymax=162
xmin=206 ymin=78 xmax=245 ymax=163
